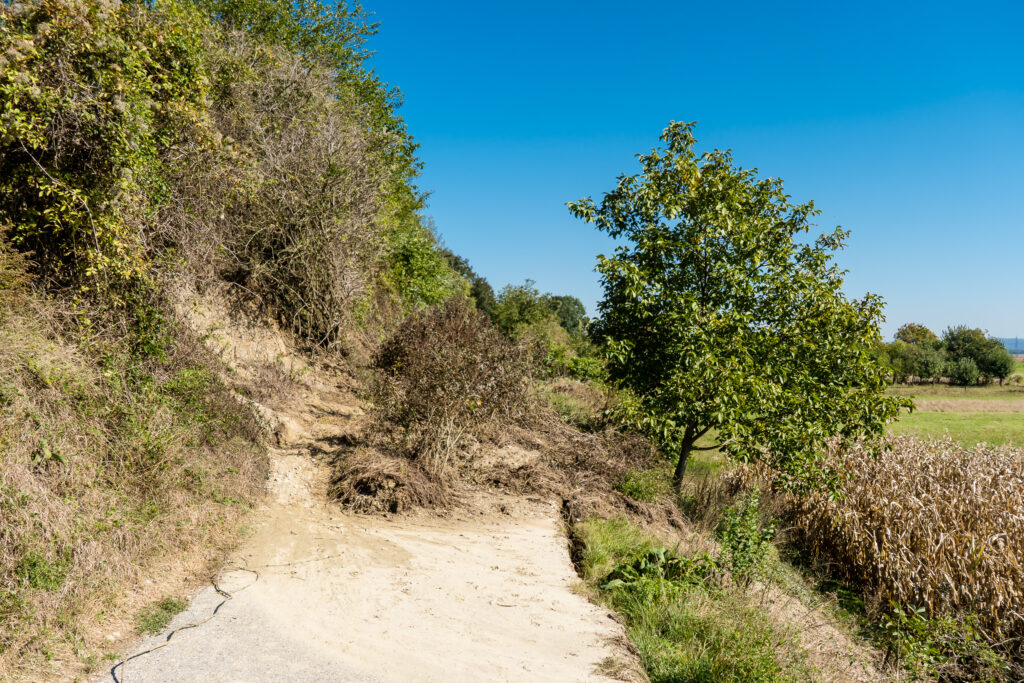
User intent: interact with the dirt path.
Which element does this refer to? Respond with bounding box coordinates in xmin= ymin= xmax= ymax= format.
xmin=102 ymin=423 xmax=632 ymax=682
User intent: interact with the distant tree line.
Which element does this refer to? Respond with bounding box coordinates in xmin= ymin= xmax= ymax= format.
xmin=440 ymin=250 xmax=599 ymax=379
xmin=884 ymin=323 xmax=1017 ymax=386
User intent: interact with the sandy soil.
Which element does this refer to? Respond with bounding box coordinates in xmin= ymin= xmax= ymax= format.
xmin=100 ymin=412 xmax=633 ymax=683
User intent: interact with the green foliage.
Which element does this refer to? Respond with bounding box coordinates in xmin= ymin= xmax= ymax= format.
xmin=601 ymin=546 xmax=718 ymax=590
xmin=135 ymin=596 xmax=189 ymax=635
xmin=943 ymin=326 xmax=990 ymax=365
xmin=895 ymin=322 xmax=938 ymax=345
xmin=880 ymin=605 xmax=1007 ymax=681
xmin=0 ymin=0 xmax=212 ymax=292
xmin=575 ymin=518 xmax=810 ymax=683
xmin=948 ymin=357 xmax=980 ymax=387
xmin=886 ymin=340 xmax=945 ymax=383
xmin=567 ymin=355 xmax=605 ymax=383
xmin=569 ymin=121 xmax=905 ymax=493
xmin=546 ymin=294 xmax=588 ymax=339
xmin=15 ymin=548 xmax=71 ymax=591
xmin=491 ymin=281 xmax=557 ymax=337
xmin=1 ymin=0 xmax=457 ymax=348
xmin=441 ymin=248 xmax=497 ymax=316
xmin=491 ymin=281 xmax=588 ymax=340
xmin=979 ymin=342 xmax=1015 ymax=385
xmin=385 ymin=223 xmax=466 ymax=310
xmin=716 ymin=491 xmax=776 ymax=588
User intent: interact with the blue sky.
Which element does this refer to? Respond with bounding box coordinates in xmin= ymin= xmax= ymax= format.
xmin=366 ymin=1 xmax=1023 ymax=339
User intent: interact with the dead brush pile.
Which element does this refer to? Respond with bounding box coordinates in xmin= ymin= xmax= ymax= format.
xmin=763 ymin=436 xmax=1024 ymax=673
xmin=331 ymin=298 xmax=537 ymax=511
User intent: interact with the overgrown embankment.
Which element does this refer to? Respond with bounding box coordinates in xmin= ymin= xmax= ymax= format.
xmin=0 ymin=244 xmax=267 ymax=678
xmin=0 ymin=0 xmax=467 ymax=676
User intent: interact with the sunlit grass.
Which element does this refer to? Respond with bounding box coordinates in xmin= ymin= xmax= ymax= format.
xmin=888 ymin=411 xmax=1024 ymax=446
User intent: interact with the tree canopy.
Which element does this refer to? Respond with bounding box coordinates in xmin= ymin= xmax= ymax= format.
xmin=895 ymin=323 xmax=938 ymax=346
xmin=569 ymin=122 xmax=905 ymax=492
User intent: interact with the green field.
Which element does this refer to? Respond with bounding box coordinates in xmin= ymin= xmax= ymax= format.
xmin=888 ymin=411 xmax=1024 ymax=447
xmin=888 ymin=379 xmax=1024 ymax=446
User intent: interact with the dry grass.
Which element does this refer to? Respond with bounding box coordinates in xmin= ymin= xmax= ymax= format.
xmin=753 ymin=436 xmax=1024 ymax=674
xmin=0 ymin=289 xmax=267 ymax=679
xmin=911 ymin=399 xmax=1024 ymax=413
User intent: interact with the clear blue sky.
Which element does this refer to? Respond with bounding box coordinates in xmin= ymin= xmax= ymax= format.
xmin=365 ymin=1 xmax=1023 ymax=339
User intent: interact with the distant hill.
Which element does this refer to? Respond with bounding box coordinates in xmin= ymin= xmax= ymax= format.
xmin=995 ymin=337 xmax=1024 ymax=353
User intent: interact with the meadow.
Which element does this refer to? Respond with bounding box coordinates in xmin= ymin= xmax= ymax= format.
xmin=887 ymin=374 xmax=1024 ymax=446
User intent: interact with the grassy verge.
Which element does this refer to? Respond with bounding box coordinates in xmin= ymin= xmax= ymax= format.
xmin=135 ymin=597 xmax=189 ymax=635
xmin=571 ymin=517 xmax=812 ymax=682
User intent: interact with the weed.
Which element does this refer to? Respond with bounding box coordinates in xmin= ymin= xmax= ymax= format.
xmin=16 ymin=549 xmax=70 ymax=592
xmin=135 ymin=597 xmax=189 ymax=635
xmin=880 ymin=604 xmax=1008 ymax=681
xmin=575 ymin=518 xmax=810 ymax=682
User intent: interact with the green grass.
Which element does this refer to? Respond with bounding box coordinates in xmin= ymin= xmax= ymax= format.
xmin=135 ymin=597 xmax=189 ymax=635
xmin=888 ymin=411 xmax=1024 ymax=446
xmin=615 ymin=467 xmax=673 ymax=502
xmin=573 ymin=518 xmax=811 ymax=683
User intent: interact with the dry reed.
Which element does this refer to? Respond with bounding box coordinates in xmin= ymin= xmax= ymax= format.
xmin=773 ymin=436 xmax=1023 ymax=649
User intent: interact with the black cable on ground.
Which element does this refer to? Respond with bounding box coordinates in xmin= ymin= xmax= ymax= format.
xmin=109 ymin=568 xmax=259 ymax=683
xmin=108 ymin=552 xmax=343 ymax=682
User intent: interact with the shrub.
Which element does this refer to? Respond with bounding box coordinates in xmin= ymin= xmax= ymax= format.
xmin=372 ymin=298 xmax=536 ymax=474
xmin=0 ymin=0 xmax=211 ymax=292
xmin=716 ymin=491 xmax=777 ymax=588
xmin=568 ymin=355 xmax=605 ymax=383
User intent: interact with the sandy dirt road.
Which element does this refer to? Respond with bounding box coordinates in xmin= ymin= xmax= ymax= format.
xmin=101 ymin=449 xmax=630 ymax=683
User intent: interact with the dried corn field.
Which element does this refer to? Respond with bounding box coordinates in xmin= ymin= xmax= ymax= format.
xmin=769 ymin=437 xmax=1023 ymax=657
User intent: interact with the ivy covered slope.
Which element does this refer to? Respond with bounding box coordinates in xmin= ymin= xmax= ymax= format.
xmin=0 ymin=0 xmax=463 ymax=676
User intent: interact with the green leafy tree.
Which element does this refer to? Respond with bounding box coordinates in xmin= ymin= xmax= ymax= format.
xmin=979 ymin=340 xmax=1015 ymax=385
xmin=441 ymin=249 xmax=497 ymax=317
xmin=894 ymin=323 xmax=938 ymax=346
xmin=568 ymin=122 xmax=905 ymax=493
xmin=546 ymin=295 xmax=588 ymax=339
xmin=942 ymin=326 xmax=989 ymax=364
xmin=948 ymin=357 xmax=980 ymax=387
xmin=915 ymin=346 xmax=946 ymax=384
xmin=491 ymin=281 xmax=557 ymax=337
xmin=886 ymin=341 xmax=917 ymax=384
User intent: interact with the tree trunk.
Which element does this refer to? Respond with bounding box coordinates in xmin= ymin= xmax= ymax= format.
xmin=672 ymin=426 xmax=697 ymax=495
